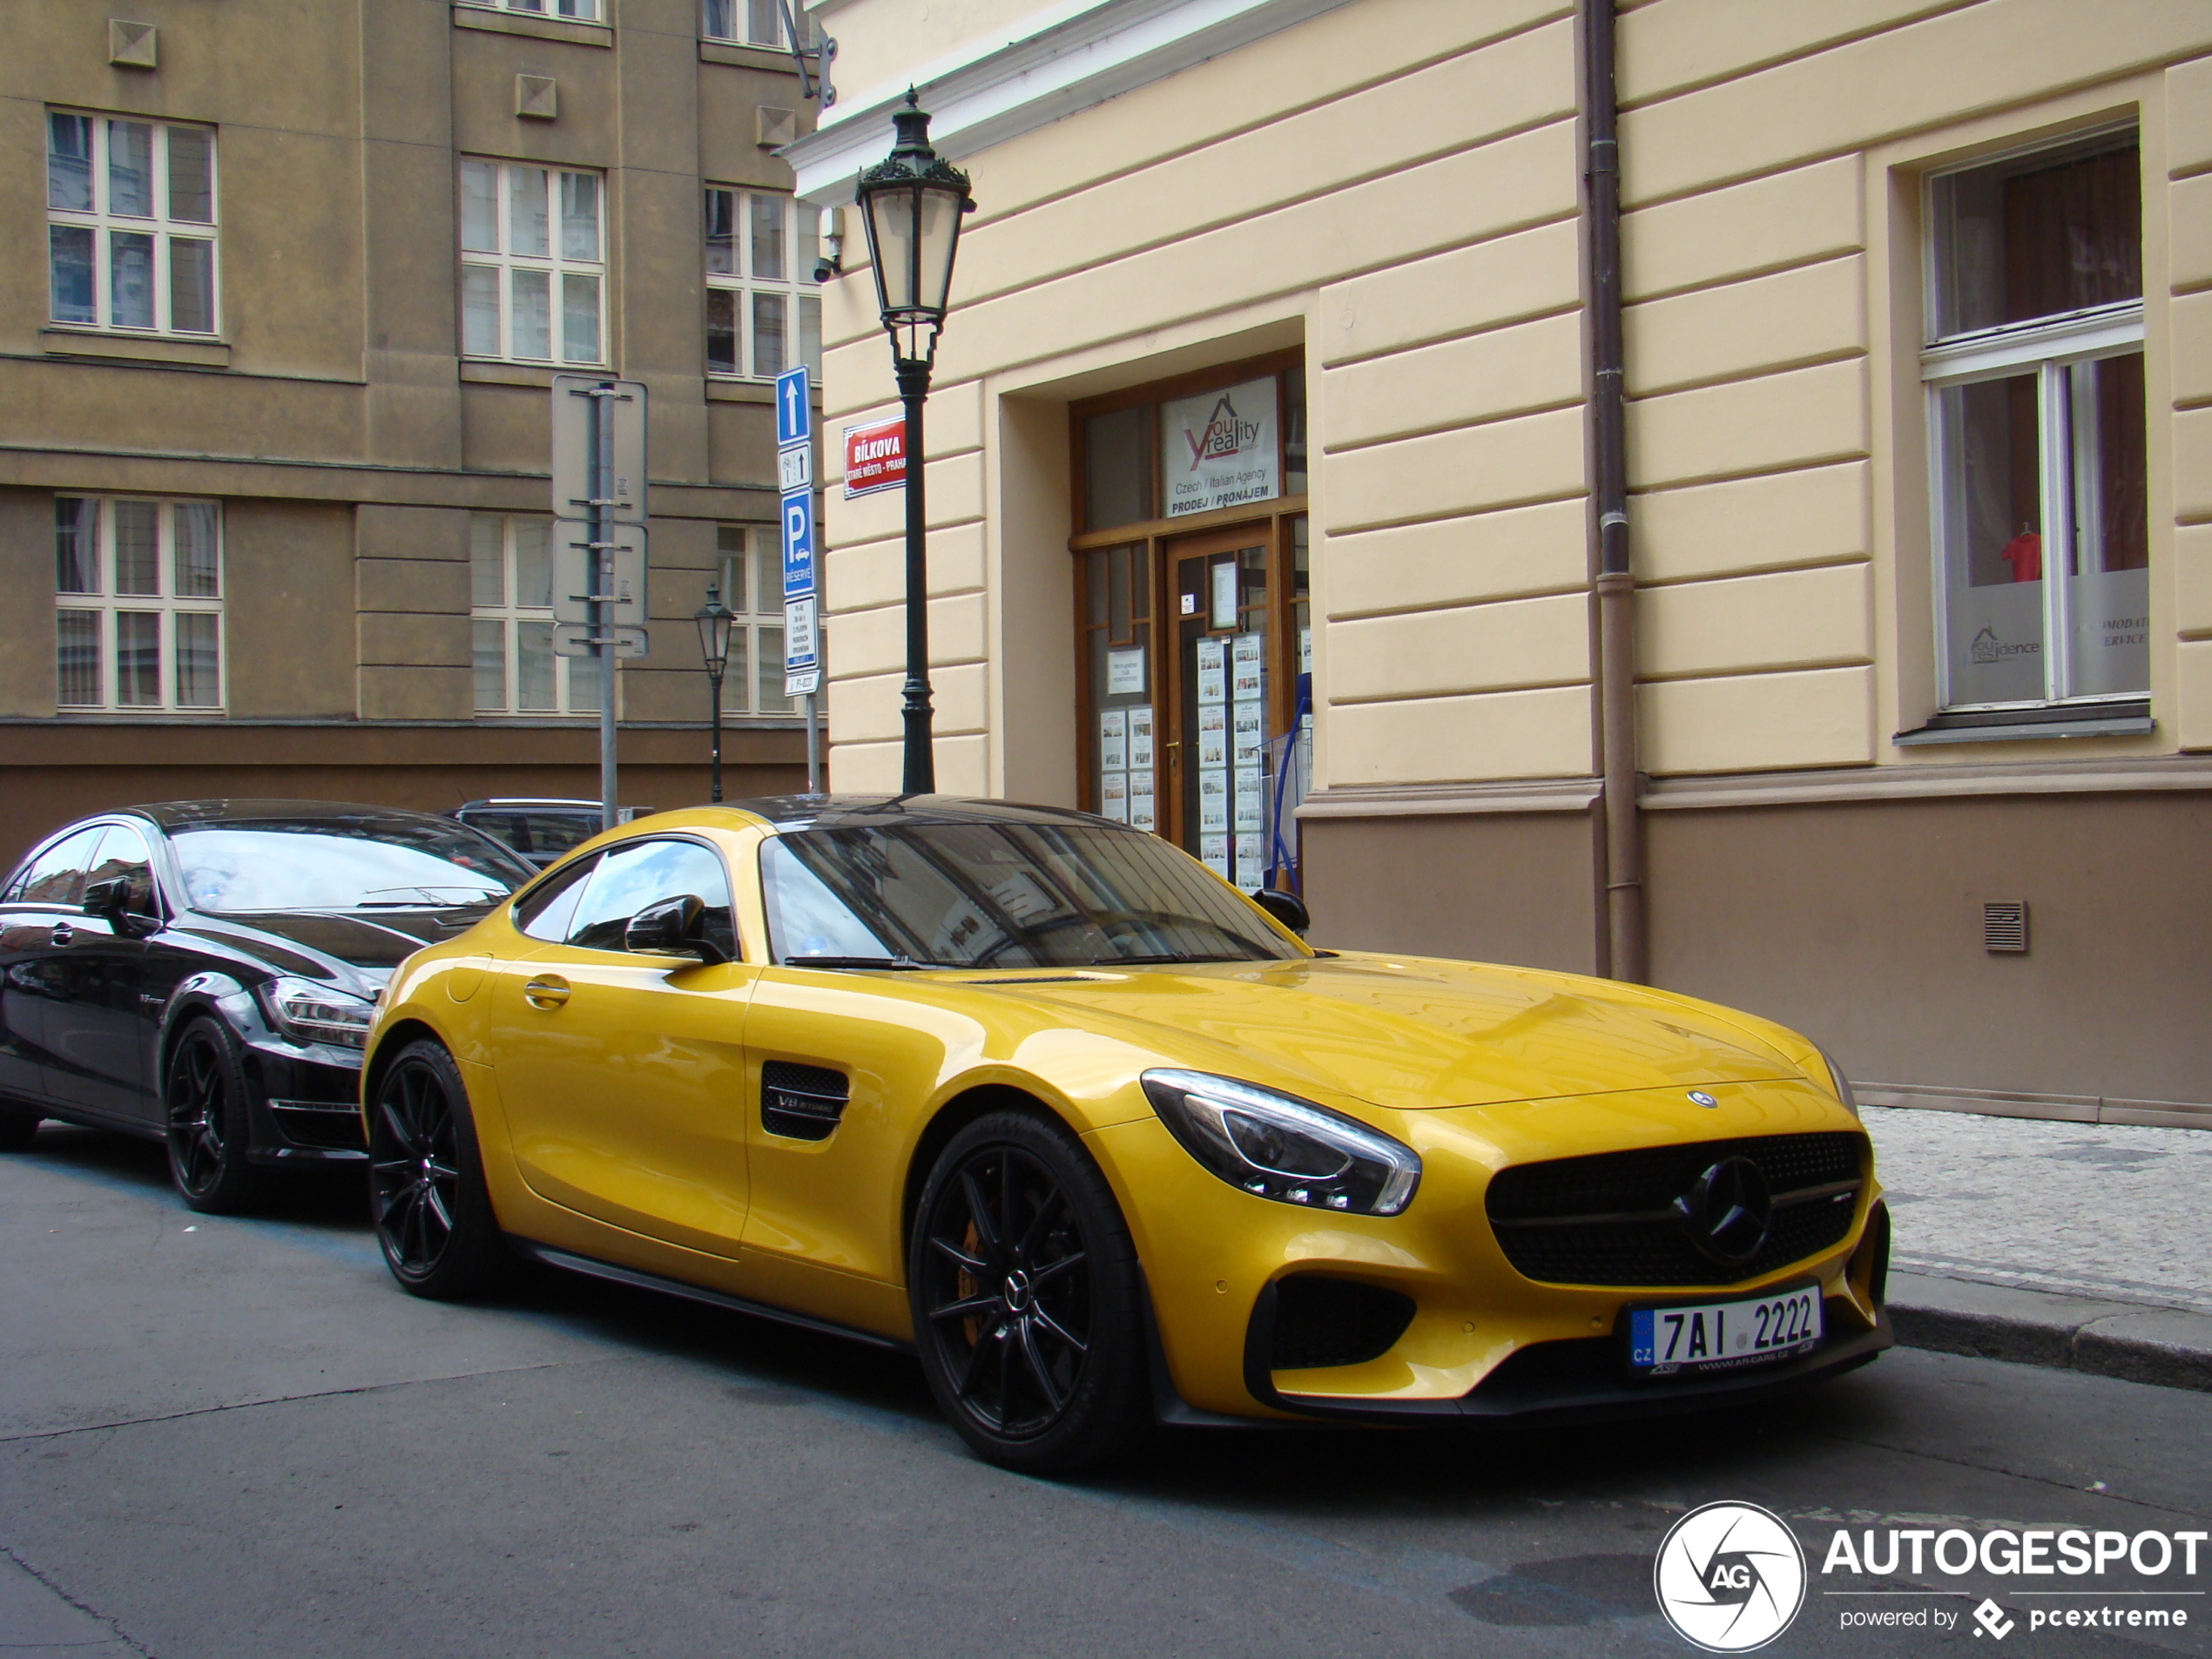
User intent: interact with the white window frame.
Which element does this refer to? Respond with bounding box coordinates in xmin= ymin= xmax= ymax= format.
xmin=714 ymin=525 xmax=802 ymax=717
xmin=459 ymin=159 xmax=607 ymax=367
xmin=705 ymin=186 xmax=821 ymax=381
xmin=471 ymin=515 xmax=607 ymax=718
xmin=46 ymin=110 xmax=219 ymax=337
xmin=1921 ymin=127 xmax=2147 ymax=713
xmin=458 ymin=0 xmax=603 ymax=22
xmin=54 ymin=496 xmax=225 ymax=712
xmin=702 ymin=0 xmax=813 ymax=48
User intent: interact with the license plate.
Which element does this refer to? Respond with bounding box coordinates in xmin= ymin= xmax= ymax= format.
xmin=1628 ymin=1284 xmax=1822 ymax=1377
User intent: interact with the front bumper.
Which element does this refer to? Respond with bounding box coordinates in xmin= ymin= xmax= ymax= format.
xmin=237 ymin=1030 xmax=368 ymax=1163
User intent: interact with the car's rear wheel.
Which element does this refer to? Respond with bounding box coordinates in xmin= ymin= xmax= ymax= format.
xmin=369 ymin=1039 xmax=514 ymax=1299
xmin=165 ymin=1017 xmax=265 ymax=1214
xmin=0 ymin=1107 xmax=39 ymax=1152
xmin=909 ymin=1110 xmax=1152 ymax=1474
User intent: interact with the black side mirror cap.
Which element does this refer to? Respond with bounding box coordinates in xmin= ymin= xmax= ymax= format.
xmin=82 ymin=876 xmax=159 ymax=936
xmin=624 ymin=894 xmax=732 ymax=965
xmin=1253 ymin=887 xmax=1310 ymax=938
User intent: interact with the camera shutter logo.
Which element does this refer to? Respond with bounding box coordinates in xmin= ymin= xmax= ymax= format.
xmin=1653 ymin=1501 xmax=1806 ymax=1651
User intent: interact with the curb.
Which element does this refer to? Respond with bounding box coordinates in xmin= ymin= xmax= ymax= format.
xmin=1887 ymin=1271 xmax=2212 ymax=1393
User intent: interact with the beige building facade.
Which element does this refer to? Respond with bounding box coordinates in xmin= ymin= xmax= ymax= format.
xmin=1 ymin=0 xmax=836 ymax=869
xmin=792 ymin=0 xmax=2212 ymax=1124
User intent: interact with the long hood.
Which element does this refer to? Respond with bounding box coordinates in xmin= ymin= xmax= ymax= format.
xmin=174 ymin=909 xmax=472 ymax=990
xmin=961 ymin=953 xmax=1803 ymax=1110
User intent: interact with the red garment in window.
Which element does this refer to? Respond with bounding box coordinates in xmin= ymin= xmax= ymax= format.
xmin=2000 ymin=530 xmax=2042 ymax=583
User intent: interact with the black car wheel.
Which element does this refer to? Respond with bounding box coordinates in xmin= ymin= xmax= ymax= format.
xmin=165 ymin=1017 xmax=266 ymax=1214
xmin=909 ymin=1110 xmax=1152 ymax=1474
xmin=369 ymin=1038 xmax=513 ymax=1299
xmin=0 ymin=1107 xmax=39 ymax=1152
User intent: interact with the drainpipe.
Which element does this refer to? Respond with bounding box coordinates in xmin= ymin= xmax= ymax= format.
xmin=1582 ymin=0 xmax=1646 ymax=983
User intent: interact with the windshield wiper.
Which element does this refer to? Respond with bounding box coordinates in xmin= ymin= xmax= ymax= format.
xmin=782 ymin=954 xmax=944 ymax=970
xmin=1106 ymin=952 xmax=1251 ymax=966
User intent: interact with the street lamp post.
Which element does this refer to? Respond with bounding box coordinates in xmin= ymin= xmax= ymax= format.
xmin=854 ymin=91 xmax=974 ymax=796
xmin=693 ymin=584 xmax=736 ymax=803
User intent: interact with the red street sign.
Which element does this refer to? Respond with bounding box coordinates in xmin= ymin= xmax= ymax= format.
xmin=843 ymin=416 xmax=906 ymax=498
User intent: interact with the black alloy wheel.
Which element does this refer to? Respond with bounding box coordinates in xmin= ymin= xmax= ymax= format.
xmin=0 ymin=1107 xmax=39 ymax=1152
xmin=909 ymin=1110 xmax=1151 ymax=1474
xmin=165 ymin=1017 xmax=265 ymax=1214
xmin=369 ymin=1038 xmax=513 ymax=1299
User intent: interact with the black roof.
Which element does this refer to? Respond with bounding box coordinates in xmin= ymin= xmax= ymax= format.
xmin=730 ymin=794 xmax=1117 ymax=833
xmin=126 ymin=799 xmax=480 ymax=830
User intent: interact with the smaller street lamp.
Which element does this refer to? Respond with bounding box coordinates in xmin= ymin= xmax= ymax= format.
xmin=693 ymin=583 xmax=737 ymax=803
xmin=855 ymin=91 xmax=974 ymax=795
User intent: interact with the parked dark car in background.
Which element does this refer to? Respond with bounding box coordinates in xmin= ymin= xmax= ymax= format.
xmin=448 ymin=798 xmax=650 ymax=871
xmin=0 ymin=800 xmax=532 ymax=1212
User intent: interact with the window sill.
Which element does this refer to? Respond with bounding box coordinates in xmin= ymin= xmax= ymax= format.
xmin=1893 ymin=702 xmax=2154 ymax=745
xmin=41 ymin=329 xmax=230 ymax=368
xmin=451 ymin=5 xmax=611 ymax=47
xmin=460 ymin=360 xmax=577 ymax=388
xmin=705 ymin=377 xmax=778 ymax=403
xmin=699 ymin=38 xmax=798 ymax=71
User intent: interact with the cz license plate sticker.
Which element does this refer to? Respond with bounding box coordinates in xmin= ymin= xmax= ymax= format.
xmin=1629 ymin=1284 xmax=1822 ymax=1377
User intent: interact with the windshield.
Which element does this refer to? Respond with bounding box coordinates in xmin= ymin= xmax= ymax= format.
xmin=759 ymin=820 xmax=1302 ymax=969
xmin=171 ymin=815 xmax=534 ymax=914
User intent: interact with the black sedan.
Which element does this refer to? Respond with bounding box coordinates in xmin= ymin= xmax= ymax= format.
xmin=0 ymin=800 xmax=533 ymax=1211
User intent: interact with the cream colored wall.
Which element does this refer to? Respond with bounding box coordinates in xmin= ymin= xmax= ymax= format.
xmin=813 ymin=0 xmax=2212 ymax=797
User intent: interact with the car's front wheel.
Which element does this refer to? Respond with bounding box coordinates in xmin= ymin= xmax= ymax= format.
xmin=908 ymin=1109 xmax=1152 ymax=1474
xmin=368 ymin=1038 xmax=513 ymax=1299
xmin=165 ymin=1017 xmax=265 ymax=1214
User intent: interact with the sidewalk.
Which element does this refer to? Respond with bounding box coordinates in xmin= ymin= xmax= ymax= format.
xmin=1864 ymin=1105 xmax=2212 ymax=1391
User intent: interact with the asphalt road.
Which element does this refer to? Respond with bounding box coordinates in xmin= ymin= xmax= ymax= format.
xmin=3 ymin=1123 xmax=2208 ymax=1659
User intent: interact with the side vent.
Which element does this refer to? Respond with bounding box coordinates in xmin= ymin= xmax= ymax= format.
xmin=1983 ymin=900 xmax=2028 ymax=954
xmin=761 ymin=1060 xmax=848 ymax=1141
xmin=1269 ymin=1276 xmax=1415 ymax=1371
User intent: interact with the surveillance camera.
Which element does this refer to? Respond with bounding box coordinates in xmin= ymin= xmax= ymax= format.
xmin=813 ymin=255 xmax=840 ymax=282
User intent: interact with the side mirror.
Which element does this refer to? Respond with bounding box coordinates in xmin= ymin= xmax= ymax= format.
xmin=82 ymin=875 xmax=160 ymax=937
xmin=1253 ymin=887 xmax=1310 ymax=938
xmin=623 ymin=894 xmax=732 ymax=965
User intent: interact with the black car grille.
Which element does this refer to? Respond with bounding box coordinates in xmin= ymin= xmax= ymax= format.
xmin=268 ymin=1102 xmax=368 ymax=1151
xmin=1484 ymin=1132 xmax=1865 ymax=1288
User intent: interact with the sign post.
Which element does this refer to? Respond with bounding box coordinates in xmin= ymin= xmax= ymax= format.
xmin=774 ymin=366 xmax=822 ymax=792
xmin=552 ymin=374 xmax=648 ymax=830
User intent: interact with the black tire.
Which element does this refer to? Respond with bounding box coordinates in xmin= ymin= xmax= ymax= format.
xmin=165 ymin=1017 xmax=266 ymax=1214
xmin=0 ymin=1107 xmax=39 ymax=1151
xmin=368 ymin=1038 xmax=514 ymax=1299
xmin=908 ymin=1109 xmax=1153 ymax=1474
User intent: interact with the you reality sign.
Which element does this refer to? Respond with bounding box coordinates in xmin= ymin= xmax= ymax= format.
xmin=1163 ymin=375 xmax=1278 ymax=517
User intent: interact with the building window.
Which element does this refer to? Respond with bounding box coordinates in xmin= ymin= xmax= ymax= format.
xmin=1924 ymin=129 xmax=2146 ymax=711
xmin=470 ymin=515 xmax=604 ymax=716
xmin=713 ymin=525 xmax=798 ymax=715
xmin=54 ymin=496 xmax=223 ymax=711
xmin=705 ymin=187 xmax=820 ymax=380
xmin=702 ymin=0 xmax=813 ymax=47
xmin=459 ymin=160 xmax=604 ymax=366
xmin=458 ymin=0 xmax=603 ymax=21
xmin=47 ymin=111 xmax=218 ymax=335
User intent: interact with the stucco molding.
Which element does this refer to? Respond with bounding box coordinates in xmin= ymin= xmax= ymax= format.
xmin=1639 ymin=755 xmax=2212 ymax=810
xmin=1296 ymin=779 xmax=1602 ymax=819
xmin=785 ymin=0 xmax=1358 ymax=205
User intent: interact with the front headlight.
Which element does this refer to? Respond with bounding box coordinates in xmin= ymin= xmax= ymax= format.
xmin=260 ymin=975 xmax=376 ymax=1050
xmin=1817 ymin=1048 xmax=1860 ymax=1119
xmin=1140 ymin=1069 xmax=1421 ymax=1216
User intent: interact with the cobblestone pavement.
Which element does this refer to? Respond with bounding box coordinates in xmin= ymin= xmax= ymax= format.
xmin=1865 ymin=1105 xmax=2212 ymax=1314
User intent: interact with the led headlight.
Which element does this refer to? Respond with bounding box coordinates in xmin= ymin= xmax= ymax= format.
xmin=1141 ymin=1069 xmax=1420 ymax=1216
xmin=260 ymin=976 xmax=376 ymax=1050
xmin=1817 ymin=1048 xmax=1860 ymax=1120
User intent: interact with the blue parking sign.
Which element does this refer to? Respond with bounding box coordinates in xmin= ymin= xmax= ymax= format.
xmin=774 ymin=366 xmax=811 ymax=448
xmin=781 ymin=489 xmax=815 ymax=600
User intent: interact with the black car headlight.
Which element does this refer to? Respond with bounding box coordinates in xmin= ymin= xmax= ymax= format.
xmin=1141 ymin=1069 xmax=1420 ymax=1216
xmin=260 ymin=975 xmax=376 ymax=1050
xmin=1817 ymin=1048 xmax=1861 ymax=1120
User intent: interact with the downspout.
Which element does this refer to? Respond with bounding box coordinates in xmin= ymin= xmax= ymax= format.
xmin=1582 ymin=0 xmax=1647 ymax=982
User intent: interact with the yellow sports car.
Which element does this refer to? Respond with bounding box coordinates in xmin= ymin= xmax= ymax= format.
xmin=363 ymin=796 xmax=1890 ymax=1472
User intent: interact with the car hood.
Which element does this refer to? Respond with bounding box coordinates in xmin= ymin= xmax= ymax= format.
xmin=174 ymin=908 xmax=481 ymax=995
xmin=961 ymin=952 xmax=1804 ymax=1111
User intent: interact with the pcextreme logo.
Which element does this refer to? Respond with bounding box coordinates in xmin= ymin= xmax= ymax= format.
xmin=1653 ymin=1501 xmax=1808 ymax=1651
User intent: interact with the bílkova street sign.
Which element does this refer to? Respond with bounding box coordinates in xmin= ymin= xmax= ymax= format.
xmin=843 ymin=416 xmax=905 ymax=498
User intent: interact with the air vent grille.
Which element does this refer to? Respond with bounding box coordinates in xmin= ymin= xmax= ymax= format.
xmin=1984 ymin=901 xmax=2028 ymax=953
xmin=760 ymin=1060 xmax=848 ymax=1141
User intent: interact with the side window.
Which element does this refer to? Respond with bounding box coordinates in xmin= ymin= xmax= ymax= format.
xmin=565 ymin=840 xmax=736 ymax=958
xmin=514 ymin=853 xmax=597 ymax=943
xmin=84 ymin=823 xmax=158 ymax=915
xmin=12 ymin=827 xmax=107 ymax=907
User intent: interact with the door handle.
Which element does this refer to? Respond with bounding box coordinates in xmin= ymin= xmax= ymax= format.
xmin=522 ymin=974 xmax=570 ymax=1009
xmin=50 ymin=924 xmax=74 ymax=948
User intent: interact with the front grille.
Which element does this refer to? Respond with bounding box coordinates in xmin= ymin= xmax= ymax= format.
xmin=760 ymin=1060 xmax=848 ymax=1141
xmin=1484 ymin=1132 xmax=1865 ymax=1288
xmin=1268 ymin=1276 xmax=1416 ymax=1371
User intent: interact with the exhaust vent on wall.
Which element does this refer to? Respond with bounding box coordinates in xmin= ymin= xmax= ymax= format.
xmin=1983 ymin=901 xmax=2028 ymax=954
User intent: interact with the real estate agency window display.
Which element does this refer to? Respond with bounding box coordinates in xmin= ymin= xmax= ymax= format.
xmin=1923 ymin=127 xmax=2147 ymax=715
xmin=1072 ymin=354 xmax=1308 ymax=893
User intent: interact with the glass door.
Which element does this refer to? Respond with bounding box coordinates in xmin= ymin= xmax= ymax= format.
xmin=1169 ymin=528 xmax=1270 ymax=890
